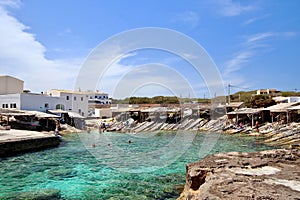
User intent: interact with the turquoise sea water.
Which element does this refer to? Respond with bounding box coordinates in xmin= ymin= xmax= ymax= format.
xmin=0 ymin=131 xmax=274 ymax=199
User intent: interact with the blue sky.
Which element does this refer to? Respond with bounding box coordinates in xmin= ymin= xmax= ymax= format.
xmin=0 ymin=0 xmax=299 ymax=98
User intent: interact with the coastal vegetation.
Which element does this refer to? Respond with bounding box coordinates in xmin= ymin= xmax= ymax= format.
xmin=111 ymin=90 xmax=300 ymax=108
xmin=130 ymin=96 xmax=180 ymax=104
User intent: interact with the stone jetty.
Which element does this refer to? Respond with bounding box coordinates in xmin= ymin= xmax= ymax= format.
xmin=0 ymin=129 xmax=61 ymax=157
xmin=178 ymin=149 xmax=300 ymax=200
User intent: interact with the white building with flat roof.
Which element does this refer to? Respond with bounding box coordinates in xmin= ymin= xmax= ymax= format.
xmin=87 ymin=91 xmax=111 ymax=105
xmin=0 ymin=75 xmax=109 ymax=117
xmin=256 ymin=89 xmax=279 ymax=95
xmin=0 ymin=75 xmax=24 ymax=95
xmin=273 ymin=96 xmax=300 ymax=104
xmin=0 ymin=93 xmax=65 ymax=112
xmin=48 ymin=89 xmax=89 ymax=117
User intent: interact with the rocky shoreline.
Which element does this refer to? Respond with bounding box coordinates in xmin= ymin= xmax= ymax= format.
xmin=177 ymin=149 xmax=300 ymax=200
xmin=85 ymin=115 xmax=300 ymax=149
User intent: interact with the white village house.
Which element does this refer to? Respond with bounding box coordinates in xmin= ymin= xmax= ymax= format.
xmin=0 ymin=75 xmax=111 ymax=118
xmin=47 ymin=89 xmax=112 ymax=117
xmin=0 ymin=75 xmax=69 ymax=113
xmin=0 ymin=93 xmax=65 ymax=112
xmin=87 ymin=91 xmax=111 ymax=105
xmin=47 ymin=89 xmax=89 ymax=117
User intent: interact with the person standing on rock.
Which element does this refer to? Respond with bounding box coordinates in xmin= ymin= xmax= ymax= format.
xmin=55 ymin=120 xmax=60 ymax=136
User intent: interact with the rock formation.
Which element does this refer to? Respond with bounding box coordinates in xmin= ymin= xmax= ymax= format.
xmin=178 ymin=149 xmax=300 ymax=200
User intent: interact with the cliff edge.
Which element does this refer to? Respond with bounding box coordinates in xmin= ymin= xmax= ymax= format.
xmin=178 ymin=149 xmax=300 ymax=200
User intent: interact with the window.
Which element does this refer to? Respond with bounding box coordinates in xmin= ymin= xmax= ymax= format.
xmin=2 ymin=104 xmax=8 ymax=108
xmin=56 ymin=104 xmax=65 ymax=110
xmin=10 ymin=103 xmax=17 ymax=108
xmin=81 ymin=97 xmax=83 ymax=101
xmin=78 ymin=109 xmax=81 ymax=114
xmin=90 ymin=96 xmax=93 ymax=99
xmin=44 ymin=103 xmax=49 ymax=108
xmin=66 ymin=96 xmax=69 ymax=100
xmin=74 ymin=96 xmax=77 ymax=101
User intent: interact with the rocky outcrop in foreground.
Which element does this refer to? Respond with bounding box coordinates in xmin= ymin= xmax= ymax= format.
xmin=178 ymin=149 xmax=300 ymax=200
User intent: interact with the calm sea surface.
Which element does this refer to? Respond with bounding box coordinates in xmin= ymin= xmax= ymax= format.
xmin=0 ymin=131 xmax=274 ymax=199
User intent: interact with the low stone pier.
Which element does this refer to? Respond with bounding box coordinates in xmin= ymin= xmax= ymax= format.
xmin=0 ymin=129 xmax=61 ymax=157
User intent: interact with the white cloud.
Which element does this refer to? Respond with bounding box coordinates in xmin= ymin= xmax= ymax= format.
xmin=223 ymin=50 xmax=253 ymax=76
xmin=174 ymin=11 xmax=199 ymax=28
xmin=282 ymin=31 xmax=298 ymax=37
xmin=213 ymin=0 xmax=257 ymax=17
xmin=243 ymin=17 xmax=259 ymax=25
xmin=243 ymin=14 xmax=271 ymax=25
xmin=57 ymin=27 xmax=72 ymax=36
xmin=0 ymin=0 xmax=20 ymax=8
xmin=222 ymin=32 xmax=276 ymax=87
xmin=223 ymin=30 xmax=298 ymax=80
xmin=0 ymin=3 xmax=82 ymax=92
xmin=97 ymin=61 xmax=193 ymax=99
xmin=246 ymin=32 xmax=274 ymax=44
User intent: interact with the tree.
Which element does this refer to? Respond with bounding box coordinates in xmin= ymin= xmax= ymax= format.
xmin=248 ymin=95 xmax=276 ymax=108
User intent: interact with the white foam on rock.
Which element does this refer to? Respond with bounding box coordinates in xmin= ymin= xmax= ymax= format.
xmin=264 ymin=179 xmax=300 ymax=192
xmin=232 ymin=166 xmax=281 ymax=176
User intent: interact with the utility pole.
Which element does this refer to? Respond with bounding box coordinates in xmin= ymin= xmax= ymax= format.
xmin=228 ymin=83 xmax=231 ymax=104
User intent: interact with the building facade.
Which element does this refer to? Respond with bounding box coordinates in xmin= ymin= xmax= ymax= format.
xmin=0 ymin=93 xmax=66 ymax=112
xmin=256 ymin=89 xmax=279 ymax=95
xmin=0 ymin=75 xmax=24 ymax=95
xmin=48 ymin=90 xmax=89 ymax=117
xmin=0 ymin=93 xmax=20 ymax=109
xmin=0 ymin=75 xmax=110 ymax=118
xmin=273 ymin=96 xmax=300 ymax=103
xmin=87 ymin=91 xmax=111 ymax=105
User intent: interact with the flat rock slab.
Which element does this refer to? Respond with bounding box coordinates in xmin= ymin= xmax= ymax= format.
xmin=178 ymin=149 xmax=300 ymax=200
